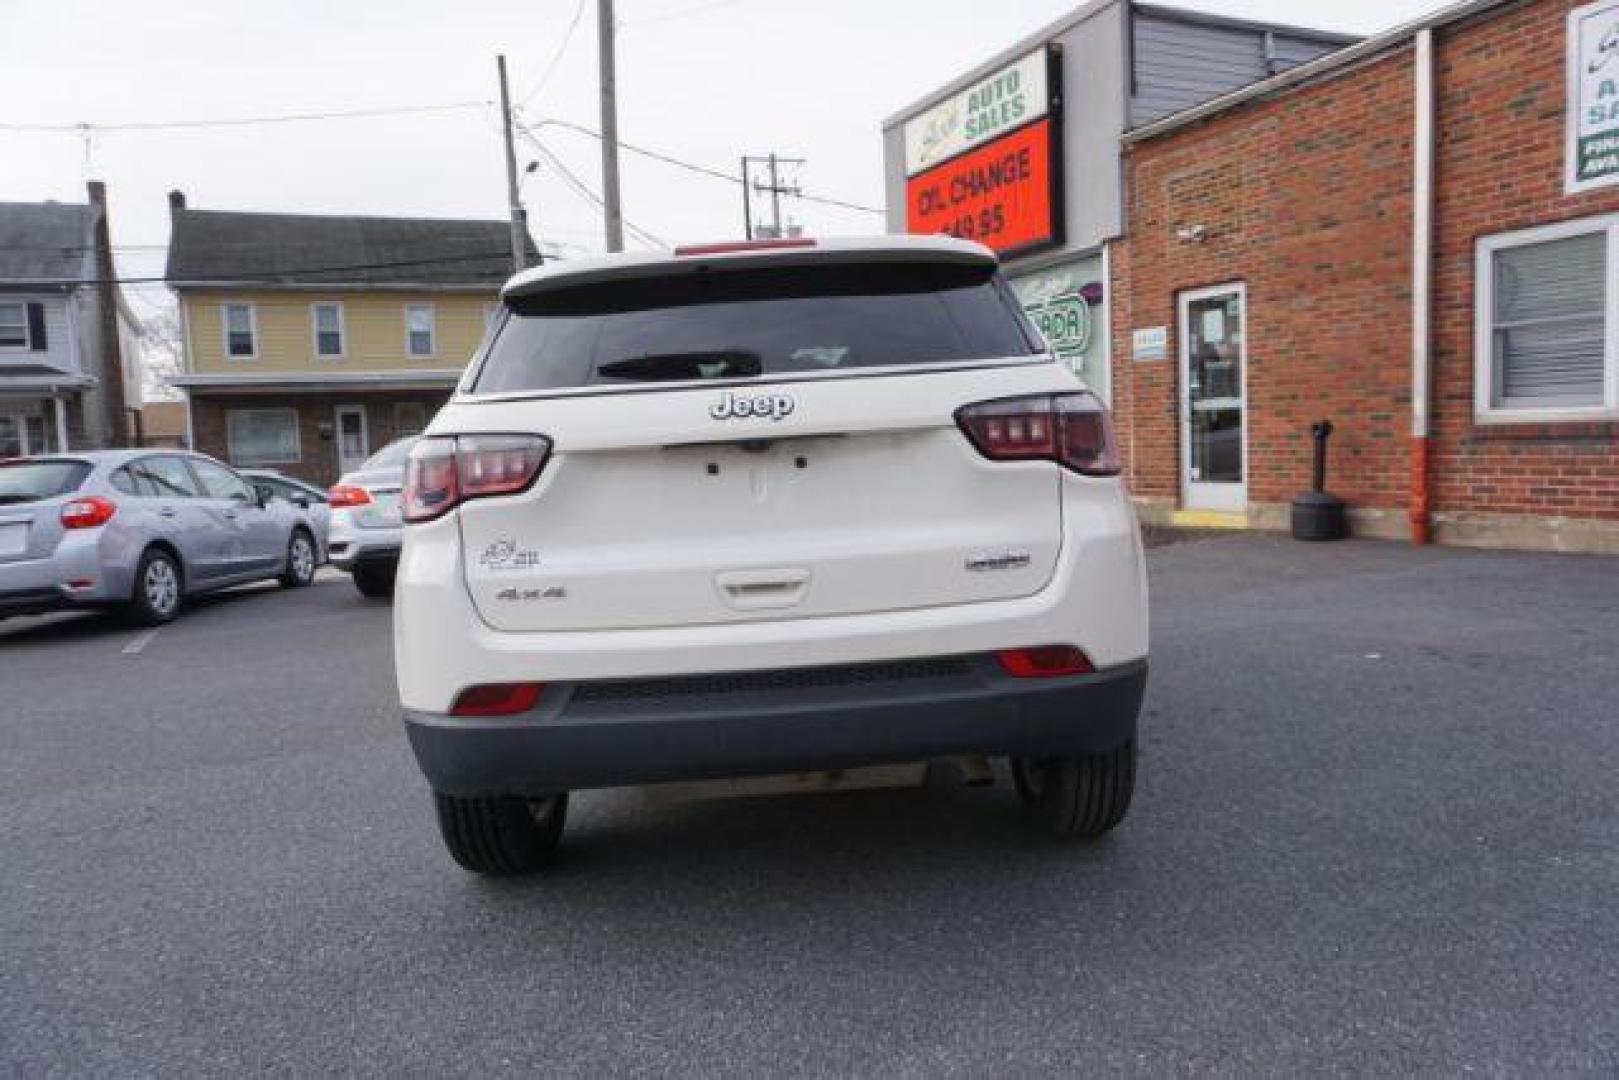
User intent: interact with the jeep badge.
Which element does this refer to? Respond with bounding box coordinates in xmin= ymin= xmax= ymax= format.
xmin=710 ymin=391 xmax=796 ymax=422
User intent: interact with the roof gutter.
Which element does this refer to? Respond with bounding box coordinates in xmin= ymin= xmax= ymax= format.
xmin=1123 ymin=0 xmax=1514 ymax=144
xmin=0 ymin=375 xmax=96 ymax=393
xmin=165 ymin=281 xmax=499 ymax=294
xmin=169 ymin=370 xmax=461 ymax=390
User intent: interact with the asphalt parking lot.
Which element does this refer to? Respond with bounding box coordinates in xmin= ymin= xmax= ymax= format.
xmin=2 ymin=534 xmax=1616 ymax=1075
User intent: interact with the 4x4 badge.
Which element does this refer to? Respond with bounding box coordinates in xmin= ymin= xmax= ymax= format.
xmin=710 ymin=391 xmax=796 ymax=421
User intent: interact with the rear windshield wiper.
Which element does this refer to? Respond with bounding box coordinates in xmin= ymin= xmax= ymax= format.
xmin=595 ymin=349 xmax=762 ymax=382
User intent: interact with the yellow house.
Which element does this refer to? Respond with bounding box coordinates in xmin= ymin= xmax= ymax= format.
xmin=165 ymin=192 xmax=536 ymax=484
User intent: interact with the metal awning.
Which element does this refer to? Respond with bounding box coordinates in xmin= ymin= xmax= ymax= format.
xmin=170 ymin=370 xmax=462 ymax=394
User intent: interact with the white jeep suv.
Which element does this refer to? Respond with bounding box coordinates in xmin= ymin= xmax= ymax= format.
xmin=394 ymin=236 xmax=1149 ymax=874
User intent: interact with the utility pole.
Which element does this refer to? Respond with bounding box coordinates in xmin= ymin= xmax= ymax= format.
xmin=496 ymin=55 xmax=528 ymax=273
xmin=597 ymin=0 xmax=625 ymax=252
xmin=767 ymin=153 xmax=784 ymax=239
xmin=740 ymin=155 xmax=754 ymax=241
xmin=740 ymin=154 xmax=805 ymax=238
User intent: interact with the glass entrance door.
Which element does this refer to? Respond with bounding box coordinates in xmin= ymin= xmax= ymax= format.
xmin=335 ymin=405 xmax=369 ymax=476
xmin=1179 ymin=285 xmax=1247 ymax=512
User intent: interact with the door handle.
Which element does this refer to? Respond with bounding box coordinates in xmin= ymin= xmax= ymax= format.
xmin=159 ymin=507 xmax=178 ymax=519
xmin=716 ymin=569 xmax=811 ymax=611
xmin=222 ymin=510 xmax=239 ymax=520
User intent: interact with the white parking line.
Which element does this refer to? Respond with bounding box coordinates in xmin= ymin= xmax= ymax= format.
xmin=122 ymin=628 xmax=161 ymax=655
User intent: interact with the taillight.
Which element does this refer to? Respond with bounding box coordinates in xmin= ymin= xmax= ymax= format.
xmin=955 ymin=393 xmax=1121 ymax=477
xmin=403 ymin=434 xmax=551 ymax=523
xmin=327 ymin=485 xmax=372 ymax=509
xmin=450 ymin=682 xmax=545 ymax=717
xmin=60 ymin=495 xmax=117 ymax=529
xmin=996 ymin=646 xmax=1096 ymax=679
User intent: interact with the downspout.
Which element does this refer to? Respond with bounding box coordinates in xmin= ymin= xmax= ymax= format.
xmin=1409 ymin=28 xmax=1435 ymax=545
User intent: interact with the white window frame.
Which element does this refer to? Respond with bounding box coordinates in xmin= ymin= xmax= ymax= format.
xmin=1475 ymin=213 xmax=1619 ymax=424
xmin=311 ymin=301 xmax=346 ymax=360
xmin=0 ymin=301 xmax=29 ymax=351
xmin=405 ymin=303 xmax=437 ymax=358
xmin=221 ymin=302 xmax=259 ymax=361
xmin=0 ymin=401 xmax=53 ymax=454
xmin=1177 ymin=281 xmax=1249 ymax=513
xmin=226 ymin=407 xmax=301 ymax=465
xmin=334 ymin=403 xmax=370 ymax=472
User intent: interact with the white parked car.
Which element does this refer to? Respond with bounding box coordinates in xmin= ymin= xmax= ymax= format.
xmin=394 ymin=236 xmax=1149 ymax=874
xmin=327 ymin=437 xmax=416 ymax=598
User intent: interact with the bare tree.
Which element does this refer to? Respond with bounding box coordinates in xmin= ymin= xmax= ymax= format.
xmin=137 ymin=306 xmax=184 ymax=404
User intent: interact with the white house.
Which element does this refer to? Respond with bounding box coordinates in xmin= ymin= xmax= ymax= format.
xmin=0 ymin=181 xmax=139 ymax=455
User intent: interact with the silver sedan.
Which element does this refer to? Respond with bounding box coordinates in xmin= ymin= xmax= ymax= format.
xmin=0 ymin=449 xmax=319 ymax=625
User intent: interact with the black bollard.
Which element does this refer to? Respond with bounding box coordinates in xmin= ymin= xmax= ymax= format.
xmin=1292 ymin=420 xmax=1348 ymax=541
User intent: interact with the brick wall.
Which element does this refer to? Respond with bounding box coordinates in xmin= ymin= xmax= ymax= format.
xmin=1430 ymin=0 xmax=1619 ymax=523
xmin=190 ymin=390 xmax=450 ymax=486
xmin=1112 ymin=0 xmax=1619 ymax=538
xmin=1111 ymin=48 xmax=1417 ymax=516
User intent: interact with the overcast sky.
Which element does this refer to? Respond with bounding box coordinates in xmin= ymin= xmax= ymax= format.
xmin=3 ymin=0 xmax=1447 ymax=317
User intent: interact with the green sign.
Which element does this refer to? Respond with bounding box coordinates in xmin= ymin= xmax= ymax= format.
xmin=1570 ymin=1 xmax=1619 ymax=192
xmin=1011 ymin=258 xmax=1107 ymax=400
xmin=1028 ymin=292 xmax=1092 ymax=362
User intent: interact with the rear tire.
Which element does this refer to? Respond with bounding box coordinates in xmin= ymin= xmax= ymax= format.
xmin=1011 ymin=740 xmax=1136 ymax=839
xmin=124 ymin=548 xmax=183 ymax=626
xmin=351 ymin=563 xmax=394 ymax=599
xmin=433 ymin=792 xmax=569 ymax=875
xmin=279 ymin=529 xmax=317 ymax=588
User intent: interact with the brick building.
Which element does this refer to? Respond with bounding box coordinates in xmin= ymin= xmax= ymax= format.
xmin=881 ymin=2 xmax=1354 ymax=421
xmin=165 ymin=193 xmax=537 ymax=486
xmin=1111 ymin=0 xmax=1619 ymax=552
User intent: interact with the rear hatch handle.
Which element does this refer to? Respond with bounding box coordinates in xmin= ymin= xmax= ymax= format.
xmin=715 ymin=568 xmax=811 ymax=611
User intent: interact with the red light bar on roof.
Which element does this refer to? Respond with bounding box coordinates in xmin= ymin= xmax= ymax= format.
xmin=673 ymin=238 xmax=817 ymax=257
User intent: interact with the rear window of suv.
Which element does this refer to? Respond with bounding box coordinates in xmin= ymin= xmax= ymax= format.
xmin=469 ymin=260 xmax=1044 ymax=394
xmin=0 ymin=459 xmax=91 ymax=505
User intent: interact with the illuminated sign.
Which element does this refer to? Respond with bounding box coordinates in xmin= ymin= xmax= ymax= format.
xmin=903 ymin=46 xmax=1063 ymax=258
xmin=905 ymin=118 xmax=1060 ymax=256
xmin=903 ymin=49 xmax=1051 ymax=177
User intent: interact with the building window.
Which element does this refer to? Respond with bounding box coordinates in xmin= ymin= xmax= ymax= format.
xmin=0 ymin=302 xmax=45 ymax=350
xmin=0 ymin=405 xmax=57 ymax=455
xmin=1477 ymin=217 xmax=1618 ymax=422
xmin=0 ymin=303 xmax=28 ymax=349
xmin=405 ymin=304 xmax=436 ymax=357
xmin=223 ymin=303 xmax=258 ymax=359
xmin=226 ymin=408 xmax=300 ymax=465
xmin=312 ymin=302 xmax=345 ymax=358
xmin=393 ymin=401 xmax=428 ymax=438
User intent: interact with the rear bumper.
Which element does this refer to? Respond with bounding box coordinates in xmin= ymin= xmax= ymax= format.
xmin=404 ymin=655 xmax=1146 ymax=795
xmin=330 ymin=539 xmax=401 ymax=572
xmin=0 ymin=539 xmax=121 ymax=617
xmin=0 ymin=586 xmax=74 ymax=618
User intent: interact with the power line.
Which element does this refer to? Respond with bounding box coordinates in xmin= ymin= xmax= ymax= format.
xmin=0 ymin=101 xmax=491 ymax=134
xmin=8 ymin=239 xmax=577 ymax=258
xmin=519 ymin=0 xmax=590 ymax=107
xmin=15 ymin=249 xmax=530 ymax=289
xmin=519 ymin=130 xmax=667 ymax=249
xmin=519 ymin=117 xmax=883 ymax=215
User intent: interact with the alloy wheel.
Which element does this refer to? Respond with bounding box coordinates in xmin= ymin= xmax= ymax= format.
xmin=145 ymin=560 xmax=179 ymax=615
xmin=291 ymin=536 xmax=315 ymax=582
